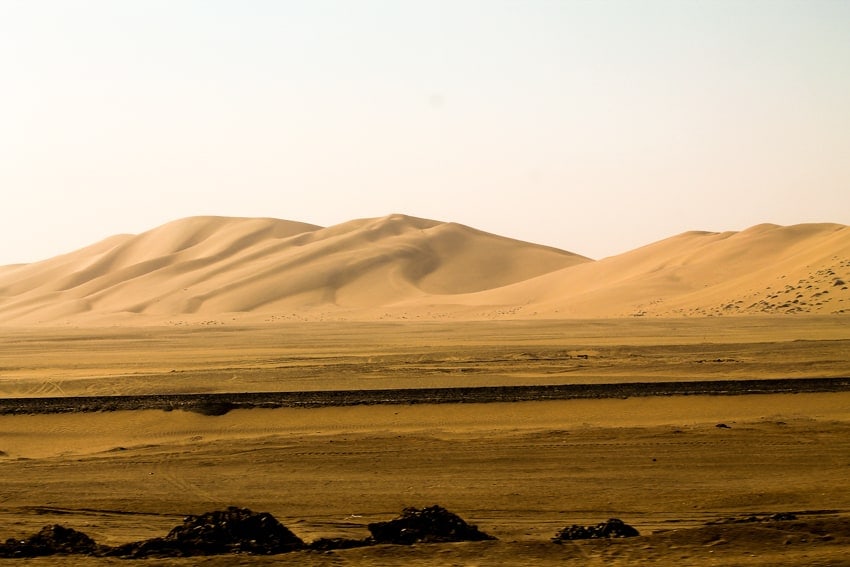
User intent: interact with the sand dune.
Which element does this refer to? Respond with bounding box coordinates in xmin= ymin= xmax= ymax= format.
xmin=487 ymin=224 xmax=850 ymax=317
xmin=0 ymin=214 xmax=587 ymax=324
xmin=418 ymin=222 xmax=850 ymax=319
xmin=1 ymin=217 xmax=848 ymax=324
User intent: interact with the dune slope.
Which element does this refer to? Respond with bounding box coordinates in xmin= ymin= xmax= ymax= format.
xmin=446 ymin=223 xmax=850 ymax=317
xmin=0 ymin=214 xmax=588 ymax=324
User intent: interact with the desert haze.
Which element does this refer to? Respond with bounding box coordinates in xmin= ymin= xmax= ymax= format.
xmin=0 ymin=214 xmax=848 ymax=325
xmin=1 ymin=215 xmax=850 ymax=566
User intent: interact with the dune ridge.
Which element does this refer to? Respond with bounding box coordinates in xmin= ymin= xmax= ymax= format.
xmin=0 ymin=216 xmax=848 ymax=325
xmin=0 ymin=214 xmax=587 ymax=324
xmin=438 ymin=222 xmax=850 ymax=318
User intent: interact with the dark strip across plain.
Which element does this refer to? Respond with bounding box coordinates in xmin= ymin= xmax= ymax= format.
xmin=1 ymin=377 xmax=849 ymax=415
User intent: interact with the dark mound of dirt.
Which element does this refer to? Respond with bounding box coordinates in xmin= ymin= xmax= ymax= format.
xmin=0 ymin=524 xmax=101 ymax=558
xmin=367 ymin=505 xmax=496 ymax=545
xmin=187 ymin=400 xmax=239 ymax=416
xmin=107 ymin=506 xmax=304 ymax=558
xmin=553 ymin=518 xmax=640 ymax=541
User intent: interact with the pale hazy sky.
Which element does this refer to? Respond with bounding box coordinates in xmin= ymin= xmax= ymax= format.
xmin=2 ymin=0 xmax=849 ymax=265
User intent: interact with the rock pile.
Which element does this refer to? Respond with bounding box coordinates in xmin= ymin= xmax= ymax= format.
xmin=0 ymin=525 xmax=101 ymax=558
xmin=107 ymin=506 xmax=305 ymax=558
xmin=367 ymin=505 xmax=495 ymax=545
xmin=553 ymin=518 xmax=640 ymax=541
xmin=0 ymin=504 xmax=496 ymax=558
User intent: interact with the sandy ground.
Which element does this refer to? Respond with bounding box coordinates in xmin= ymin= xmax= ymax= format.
xmin=2 ymin=397 xmax=850 ymax=565
xmin=2 ymin=317 xmax=849 ymax=397
xmin=1 ymin=318 xmax=850 ymax=565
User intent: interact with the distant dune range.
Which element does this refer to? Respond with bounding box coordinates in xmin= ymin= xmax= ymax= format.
xmin=0 ymin=214 xmax=848 ymax=325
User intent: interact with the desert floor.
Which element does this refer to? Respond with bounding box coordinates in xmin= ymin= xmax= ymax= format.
xmin=1 ymin=316 xmax=850 ymax=565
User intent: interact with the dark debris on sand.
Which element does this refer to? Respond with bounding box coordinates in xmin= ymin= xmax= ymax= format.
xmin=0 ymin=524 xmax=102 ymax=558
xmin=367 ymin=505 xmax=496 ymax=545
xmin=1 ymin=507 xmax=305 ymax=559
xmin=552 ymin=518 xmax=640 ymax=541
xmin=106 ymin=506 xmax=305 ymax=558
xmin=707 ymin=512 xmax=798 ymax=525
xmin=0 ymin=504 xmax=496 ymax=559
